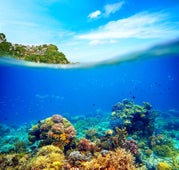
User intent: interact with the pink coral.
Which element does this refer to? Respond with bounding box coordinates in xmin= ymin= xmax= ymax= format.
xmin=124 ymin=140 xmax=138 ymax=156
xmin=51 ymin=123 xmax=64 ymax=134
xmin=77 ymin=138 xmax=95 ymax=152
xmin=65 ymin=126 xmax=76 ymax=140
xmin=47 ymin=130 xmax=54 ymax=138
xmin=40 ymin=124 xmax=49 ymax=131
xmin=52 ymin=114 xmax=63 ymax=123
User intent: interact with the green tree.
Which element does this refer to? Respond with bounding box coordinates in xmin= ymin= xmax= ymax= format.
xmin=14 ymin=45 xmax=26 ymax=58
xmin=0 ymin=33 xmax=6 ymax=42
xmin=0 ymin=42 xmax=12 ymax=56
xmin=0 ymin=33 xmax=70 ymax=64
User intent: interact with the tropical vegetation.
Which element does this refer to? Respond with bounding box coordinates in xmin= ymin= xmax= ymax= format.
xmin=0 ymin=33 xmax=69 ymax=64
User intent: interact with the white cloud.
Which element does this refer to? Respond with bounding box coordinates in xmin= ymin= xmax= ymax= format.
xmin=87 ymin=1 xmax=124 ymax=19
xmin=104 ymin=1 xmax=124 ymax=16
xmin=89 ymin=40 xmax=106 ymax=45
xmin=89 ymin=39 xmax=117 ymax=46
xmin=78 ymin=11 xmax=179 ymax=43
xmin=88 ymin=10 xmax=101 ymax=19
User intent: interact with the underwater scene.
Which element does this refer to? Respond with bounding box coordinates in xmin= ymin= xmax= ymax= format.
xmin=0 ymin=40 xmax=179 ymax=170
xmin=1 ymin=0 xmax=179 ymax=169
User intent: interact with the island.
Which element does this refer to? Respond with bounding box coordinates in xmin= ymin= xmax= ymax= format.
xmin=0 ymin=33 xmax=69 ymax=64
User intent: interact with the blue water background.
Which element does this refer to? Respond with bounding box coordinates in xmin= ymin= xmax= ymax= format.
xmin=0 ymin=55 xmax=179 ymax=125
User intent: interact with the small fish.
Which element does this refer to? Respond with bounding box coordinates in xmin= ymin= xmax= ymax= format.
xmin=132 ymin=96 xmax=136 ymax=99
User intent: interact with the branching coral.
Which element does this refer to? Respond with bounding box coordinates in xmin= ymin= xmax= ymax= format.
xmin=27 ymin=145 xmax=65 ymax=169
xmin=111 ymin=127 xmax=128 ymax=148
xmin=84 ymin=147 xmax=137 ymax=170
xmin=0 ymin=153 xmax=29 ymax=170
xmin=97 ymin=127 xmax=125 ymax=150
xmin=124 ymin=139 xmax=138 ymax=156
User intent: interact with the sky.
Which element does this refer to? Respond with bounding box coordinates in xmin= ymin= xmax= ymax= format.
xmin=0 ymin=0 xmax=179 ymax=62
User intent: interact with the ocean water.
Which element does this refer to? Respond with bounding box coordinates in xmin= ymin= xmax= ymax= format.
xmin=0 ymin=40 xmax=179 ymax=126
xmin=0 ymin=40 xmax=179 ymax=169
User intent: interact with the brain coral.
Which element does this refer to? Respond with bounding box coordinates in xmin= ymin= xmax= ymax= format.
xmin=28 ymin=114 xmax=76 ymax=149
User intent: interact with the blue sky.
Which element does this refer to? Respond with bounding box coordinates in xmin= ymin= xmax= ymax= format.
xmin=0 ymin=0 xmax=179 ymax=62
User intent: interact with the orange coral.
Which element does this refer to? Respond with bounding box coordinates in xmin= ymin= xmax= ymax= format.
xmin=60 ymin=133 xmax=70 ymax=144
xmin=84 ymin=148 xmax=137 ymax=170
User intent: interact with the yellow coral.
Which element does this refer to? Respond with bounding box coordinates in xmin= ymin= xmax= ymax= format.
xmin=31 ymin=124 xmax=39 ymax=131
xmin=140 ymin=113 xmax=146 ymax=118
xmin=44 ymin=117 xmax=55 ymax=126
xmin=28 ymin=145 xmax=65 ymax=169
xmin=157 ymin=162 xmax=172 ymax=170
xmin=105 ymin=129 xmax=113 ymax=136
xmin=84 ymin=148 xmax=137 ymax=170
xmin=52 ymin=133 xmax=61 ymax=140
xmin=125 ymin=119 xmax=131 ymax=124
xmin=60 ymin=133 xmax=67 ymax=141
xmin=62 ymin=118 xmax=72 ymax=128
xmin=52 ymin=161 xmax=64 ymax=169
xmin=60 ymin=133 xmax=70 ymax=144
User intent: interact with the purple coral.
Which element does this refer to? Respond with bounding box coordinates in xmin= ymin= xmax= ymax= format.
xmin=124 ymin=139 xmax=138 ymax=156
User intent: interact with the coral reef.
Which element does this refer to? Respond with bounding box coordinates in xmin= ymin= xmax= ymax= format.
xmin=97 ymin=126 xmax=139 ymax=157
xmin=67 ymin=150 xmax=92 ymax=168
xmin=1 ymin=105 xmax=179 ymax=170
xmin=0 ymin=124 xmax=29 ymax=154
xmin=14 ymin=141 xmax=27 ymax=153
xmin=152 ymin=144 xmax=174 ymax=157
xmin=28 ymin=114 xmax=76 ymax=151
xmin=149 ymin=134 xmax=178 ymax=157
xmin=77 ymin=138 xmax=95 ymax=153
xmin=71 ymin=113 xmax=110 ymax=139
xmin=124 ymin=139 xmax=139 ymax=156
xmin=0 ymin=153 xmax=29 ymax=170
xmin=85 ymin=128 xmax=98 ymax=140
xmin=84 ymin=147 xmax=137 ymax=170
xmin=27 ymin=145 xmax=65 ymax=169
xmin=157 ymin=162 xmax=172 ymax=170
xmin=97 ymin=127 xmax=128 ymax=150
xmin=111 ymin=99 xmax=156 ymax=137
